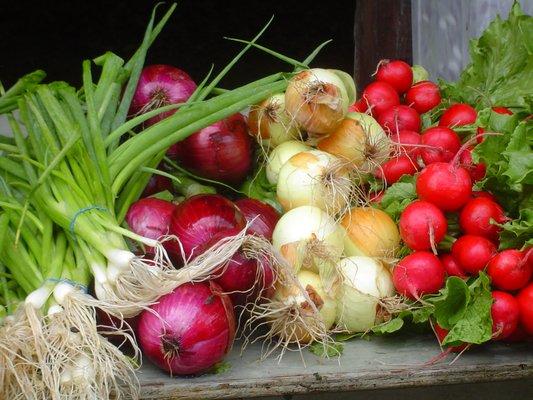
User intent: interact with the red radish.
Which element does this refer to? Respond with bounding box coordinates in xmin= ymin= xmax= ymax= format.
xmin=375 ymin=155 xmax=418 ymax=184
xmin=375 ymin=59 xmax=413 ymax=94
xmin=138 ymin=281 xmax=235 ymax=375
xmin=234 ymin=198 xmax=280 ymax=240
xmin=173 ymin=113 xmax=252 ymax=185
xmin=503 ymin=323 xmax=529 ymax=343
xmin=416 ymin=162 xmax=472 ymax=211
xmin=392 ymin=252 xmax=445 ymax=299
xmin=451 ymin=235 xmax=497 ymax=275
xmin=405 ymin=81 xmax=441 ymax=114
xmin=377 ymin=105 xmax=421 ymax=134
xmin=167 ymin=194 xmax=246 ymax=261
xmin=434 ymin=324 xmax=468 ymax=352
xmin=129 ymin=65 xmax=197 ymax=126
xmin=458 ymin=146 xmax=486 ymax=182
xmin=487 ymin=249 xmax=532 ymax=291
xmin=516 ymin=283 xmax=533 ymax=335
xmin=472 ymin=190 xmax=497 ymax=201
xmin=369 ymin=190 xmax=384 ymax=204
xmin=459 ymin=197 xmax=506 ymax=241
xmin=361 ymin=81 xmax=400 ymax=116
xmin=476 ymin=127 xmax=485 ymax=144
xmin=399 ymin=200 xmax=448 ymax=251
xmin=440 ymin=253 xmax=468 ymax=278
xmin=492 ymin=106 xmax=513 ymax=115
xmin=391 ymin=130 xmax=421 ymax=157
xmin=439 ymin=103 xmax=477 ymax=128
xmin=142 ymin=174 xmax=173 ymax=197
xmin=349 ymin=99 xmax=368 ymax=113
xmin=419 ymin=127 xmax=461 ymax=165
xmin=125 ymin=198 xmax=176 ymax=254
xmin=491 ymin=291 xmax=520 ymax=340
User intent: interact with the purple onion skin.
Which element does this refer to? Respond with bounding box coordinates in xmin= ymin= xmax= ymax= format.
xmin=137 ymin=282 xmax=235 ymax=375
xmin=234 ymin=198 xmax=280 ymax=241
xmin=129 ymin=64 xmax=197 ymax=126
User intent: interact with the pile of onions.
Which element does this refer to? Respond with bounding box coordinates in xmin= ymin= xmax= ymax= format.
xmin=272 ymin=206 xmax=344 ymax=272
xmin=129 ymin=64 xmax=197 ymax=126
xmin=248 ymin=93 xmax=300 ymax=146
xmin=317 ymin=111 xmax=391 ymax=173
xmin=172 ymin=113 xmax=252 ymax=185
xmin=341 ymin=207 xmax=400 ymax=260
xmin=266 ymin=140 xmax=311 ymax=184
xmin=276 ymin=149 xmax=353 ymax=214
xmin=285 ymin=69 xmax=356 ymax=135
xmin=335 ymin=257 xmax=395 ymax=332
xmin=137 ymin=282 xmax=235 ymax=375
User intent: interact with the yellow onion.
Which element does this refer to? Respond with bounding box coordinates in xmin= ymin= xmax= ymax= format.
xmin=317 ymin=112 xmax=390 ymax=171
xmin=335 ymin=256 xmax=395 ymax=332
xmin=272 ymin=270 xmax=337 ymax=344
xmin=276 ymin=149 xmax=352 ymax=214
xmin=272 ymin=206 xmax=344 ymax=273
xmin=248 ymin=93 xmax=301 ymax=146
xmin=285 ymin=69 xmax=355 ymax=135
xmin=341 ymin=207 xmax=400 ymax=259
xmin=265 ymin=140 xmax=311 ymax=185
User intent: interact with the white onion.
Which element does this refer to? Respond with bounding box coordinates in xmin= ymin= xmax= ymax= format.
xmin=335 ymin=256 xmax=395 ymax=333
xmin=265 ymin=140 xmax=311 ymax=184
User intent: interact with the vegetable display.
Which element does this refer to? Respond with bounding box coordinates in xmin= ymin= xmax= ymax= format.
xmin=0 ymin=2 xmax=531 ymax=400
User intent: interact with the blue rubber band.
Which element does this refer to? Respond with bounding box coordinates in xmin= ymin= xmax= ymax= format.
xmin=46 ymin=277 xmax=88 ymax=294
xmin=69 ymin=205 xmax=107 ymax=235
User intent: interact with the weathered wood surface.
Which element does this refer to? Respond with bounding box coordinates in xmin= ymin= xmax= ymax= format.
xmin=138 ymin=333 xmax=532 ymax=400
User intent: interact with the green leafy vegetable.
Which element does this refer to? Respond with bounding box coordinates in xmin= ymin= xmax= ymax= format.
xmin=309 ymin=340 xmax=344 ymax=357
xmin=379 ymin=174 xmax=417 ymax=222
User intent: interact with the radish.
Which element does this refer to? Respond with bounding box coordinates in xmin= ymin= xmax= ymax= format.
xmin=459 ymin=197 xmax=506 ymax=241
xmin=416 ymin=162 xmax=472 ymax=211
xmin=375 ymin=59 xmax=413 ymax=94
xmin=434 ymin=324 xmax=468 ymax=352
xmin=392 ymin=252 xmax=445 ymax=299
xmin=491 ymin=291 xmax=520 ymax=340
xmin=375 ymin=155 xmax=418 ymax=184
xmin=475 ymin=127 xmax=485 ymax=144
xmin=472 ymin=190 xmax=497 ymax=201
xmin=439 ymin=253 xmax=468 ymax=278
xmin=451 ymin=235 xmax=497 ymax=275
xmin=377 ymin=105 xmax=421 ymax=134
xmin=399 ymin=200 xmax=448 ymax=251
xmin=361 ymin=81 xmax=400 ymax=116
xmin=492 ymin=106 xmax=513 ymax=115
xmin=349 ymin=99 xmax=368 ymax=113
xmin=517 ymin=283 xmax=533 ymax=335
xmin=487 ymin=249 xmax=532 ymax=291
xmin=419 ymin=127 xmax=461 ymax=165
xmin=439 ymin=103 xmax=477 ymax=128
xmin=458 ymin=146 xmax=486 ymax=182
xmin=405 ymin=81 xmax=441 ymax=114
xmin=391 ymin=130 xmax=421 ymax=157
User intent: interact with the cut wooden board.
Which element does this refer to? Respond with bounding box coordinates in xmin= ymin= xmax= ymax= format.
xmin=138 ymin=333 xmax=532 ymax=399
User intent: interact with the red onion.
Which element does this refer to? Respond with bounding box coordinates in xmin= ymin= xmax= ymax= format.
xmin=129 ymin=65 xmax=197 ymax=126
xmin=234 ymin=198 xmax=280 ymax=240
xmin=138 ymin=281 xmax=235 ymax=375
xmin=125 ymin=198 xmax=176 ymax=254
xmin=141 ymin=174 xmax=173 ymax=197
xmin=172 ymin=113 xmax=252 ymax=185
xmin=166 ymin=194 xmax=246 ymax=262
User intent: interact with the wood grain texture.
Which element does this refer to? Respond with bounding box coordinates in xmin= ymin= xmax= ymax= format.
xmin=138 ymin=333 xmax=532 ymax=399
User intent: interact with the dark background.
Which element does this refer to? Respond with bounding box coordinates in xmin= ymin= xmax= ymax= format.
xmin=0 ymin=0 xmax=356 ymax=89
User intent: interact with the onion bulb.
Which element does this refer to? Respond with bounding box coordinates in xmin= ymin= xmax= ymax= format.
xmin=270 ymin=270 xmax=337 ymax=344
xmin=341 ymin=207 xmax=400 ymax=259
xmin=285 ymin=69 xmax=355 ymax=135
xmin=248 ymin=93 xmax=301 ymax=146
xmin=272 ymin=206 xmax=344 ymax=273
xmin=317 ymin=112 xmax=390 ymax=172
xmin=335 ymin=257 xmax=395 ymax=332
xmin=277 ymin=149 xmax=353 ymax=214
xmin=265 ymin=140 xmax=311 ymax=185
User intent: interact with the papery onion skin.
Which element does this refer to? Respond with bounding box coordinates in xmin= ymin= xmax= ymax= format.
xmin=173 ymin=113 xmax=252 ymax=185
xmin=248 ymin=93 xmax=300 ymax=146
xmin=276 ymin=149 xmax=351 ymax=214
xmin=335 ymin=256 xmax=395 ymax=332
xmin=166 ymin=194 xmax=246 ymax=262
xmin=285 ymin=69 xmax=350 ymax=135
xmin=234 ymin=198 xmax=280 ymax=240
xmin=341 ymin=207 xmax=400 ymax=259
xmin=137 ymin=281 xmax=235 ymax=376
xmin=265 ymin=140 xmax=311 ymax=184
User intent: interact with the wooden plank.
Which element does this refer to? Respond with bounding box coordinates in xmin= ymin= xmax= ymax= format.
xmin=353 ymin=0 xmax=413 ymax=91
xmin=138 ymin=333 xmax=532 ymax=399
